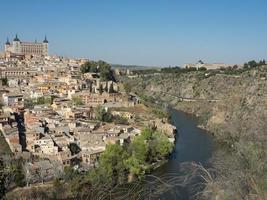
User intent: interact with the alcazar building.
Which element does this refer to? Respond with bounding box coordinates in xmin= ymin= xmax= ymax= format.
xmin=4 ymin=34 xmax=49 ymax=57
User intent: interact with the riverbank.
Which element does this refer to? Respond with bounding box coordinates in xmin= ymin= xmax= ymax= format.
xmin=125 ymin=66 xmax=267 ymax=199
xmin=144 ymin=109 xmax=213 ymax=199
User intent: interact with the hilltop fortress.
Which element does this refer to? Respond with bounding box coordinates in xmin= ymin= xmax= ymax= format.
xmin=4 ymin=34 xmax=49 ymax=58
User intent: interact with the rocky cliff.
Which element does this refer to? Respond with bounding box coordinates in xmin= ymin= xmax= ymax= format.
xmin=124 ymin=65 xmax=267 ymax=200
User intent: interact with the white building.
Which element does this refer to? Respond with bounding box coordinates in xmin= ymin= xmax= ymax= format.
xmin=2 ymin=93 xmax=24 ymax=107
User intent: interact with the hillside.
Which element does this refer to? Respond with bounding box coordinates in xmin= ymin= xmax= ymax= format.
xmin=124 ymin=66 xmax=267 ymax=200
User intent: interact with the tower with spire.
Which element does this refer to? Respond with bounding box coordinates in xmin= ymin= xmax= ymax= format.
xmin=4 ymin=37 xmax=11 ymax=53
xmin=42 ymin=35 xmax=49 ymax=56
xmin=12 ymin=34 xmax=21 ymax=54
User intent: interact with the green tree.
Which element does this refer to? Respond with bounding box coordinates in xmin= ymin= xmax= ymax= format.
xmin=80 ymin=60 xmax=114 ymax=81
xmin=96 ymin=106 xmax=113 ymax=122
xmin=14 ymin=165 xmax=25 ymax=187
xmin=35 ymin=96 xmax=52 ymax=105
xmin=140 ymin=128 xmax=153 ymax=140
xmin=198 ymin=67 xmax=207 ymax=71
xmin=0 ymin=159 xmax=8 ymax=199
xmin=149 ymin=131 xmax=173 ymax=160
xmin=98 ymin=61 xmax=113 ymax=81
xmin=69 ymin=143 xmax=81 ymax=155
xmin=125 ymin=156 xmax=145 ymax=180
xmin=1 ymin=78 xmax=8 ymax=86
xmin=98 ymin=144 xmax=129 ymax=185
xmin=64 ymin=166 xmax=77 ymax=181
xmin=72 ymin=96 xmax=84 ymax=106
xmin=99 ymin=84 xmax=103 ymax=95
xmin=113 ymin=115 xmax=129 ymax=125
xmin=80 ymin=61 xmax=98 ymax=74
xmin=123 ymin=82 xmax=132 ymax=94
xmin=109 ymin=82 xmax=115 ymax=93
xmin=0 ymin=102 xmax=4 ymax=109
xmin=198 ymin=60 xmax=204 ymax=64
xmin=130 ymin=136 xmax=149 ymax=163
xmin=248 ymin=60 xmax=257 ymax=68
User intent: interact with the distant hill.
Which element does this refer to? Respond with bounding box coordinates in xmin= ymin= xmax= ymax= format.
xmin=111 ymin=64 xmax=161 ymax=70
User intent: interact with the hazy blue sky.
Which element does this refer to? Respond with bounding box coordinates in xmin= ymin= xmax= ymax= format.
xmin=1 ymin=0 xmax=267 ymax=66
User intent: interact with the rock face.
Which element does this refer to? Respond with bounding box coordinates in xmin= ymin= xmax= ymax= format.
xmin=127 ymin=66 xmax=267 ymax=139
xmin=126 ymin=66 xmax=267 ymax=199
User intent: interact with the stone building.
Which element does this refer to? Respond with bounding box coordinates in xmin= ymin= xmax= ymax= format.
xmin=4 ymin=34 xmax=49 ymax=57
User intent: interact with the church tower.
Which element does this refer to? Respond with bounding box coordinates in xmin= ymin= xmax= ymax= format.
xmin=12 ymin=34 xmax=21 ymax=54
xmin=4 ymin=38 xmax=11 ymax=52
xmin=42 ymin=36 xmax=49 ymax=56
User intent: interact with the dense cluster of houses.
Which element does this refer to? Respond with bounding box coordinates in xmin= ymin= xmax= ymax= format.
xmin=0 ymin=55 xmax=143 ymax=180
xmin=0 ymin=55 xmax=175 ymax=184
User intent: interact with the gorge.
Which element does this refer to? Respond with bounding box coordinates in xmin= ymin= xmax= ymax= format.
xmin=124 ymin=64 xmax=267 ymax=200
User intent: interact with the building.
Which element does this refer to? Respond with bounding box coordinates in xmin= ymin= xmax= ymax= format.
xmin=2 ymin=93 xmax=24 ymax=107
xmin=80 ymin=149 xmax=104 ymax=165
xmin=4 ymin=34 xmax=49 ymax=57
xmin=183 ymin=60 xmax=240 ymax=70
xmin=0 ymin=67 xmax=37 ymax=78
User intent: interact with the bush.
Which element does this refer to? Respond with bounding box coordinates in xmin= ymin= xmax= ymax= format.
xmin=72 ymin=97 xmax=84 ymax=106
xmin=96 ymin=106 xmax=113 ymax=123
xmin=80 ymin=60 xmax=115 ymax=81
xmin=113 ymin=115 xmax=129 ymax=125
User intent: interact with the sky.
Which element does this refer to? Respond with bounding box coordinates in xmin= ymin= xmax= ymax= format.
xmin=0 ymin=0 xmax=267 ymax=67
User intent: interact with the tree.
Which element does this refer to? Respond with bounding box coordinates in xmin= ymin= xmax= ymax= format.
xmin=109 ymin=82 xmax=115 ymax=93
xmin=72 ymin=96 xmax=84 ymax=106
xmin=63 ymin=166 xmax=77 ymax=181
xmin=233 ymin=65 xmax=238 ymax=69
xmin=80 ymin=61 xmax=98 ymax=74
xmin=113 ymin=115 xmax=129 ymax=125
xmin=1 ymin=78 xmax=8 ymax=86
xmin=96 ymin=106 xmax=113 ymax=123
xmin=198 ymin=60 xmax=204 ymax=64
xmin=248 ymin=60 xmax=257 ymax=68
xmin=198 ymin=67 xmax=207 ymax=71
xmin=130 ymin=136 xmax=149 ymax=163
xmin=98 ymin=61 xmax=113 ymax=81
xmin=140 ymin=128 xmax=153 ymax=140
xmin=104 ymin=82 xmax=108 ymax=92
xmin=0 ymin=158 xmax=9 ymax=199
xmin=125 ymin=156 xmax=144 ymax=181
xmin=99 ymin=84 xmax=103 ymax=95
xmin=123 ymin=82 xmax=132 ymax=94
xmin=69 ymin=143 xmax=81 ymax=155
xmin=13 ymin=164 xmax=25 ymax=187
xmin=244 ymin=63 xmax=249 ymax=69
xmin=80 ymin=60 xmax=114 ymax=81
xmin=0 ymin=101 xmax=4 ymax=109
xmin=35 ymin=96 xmax=52 ymax=105
xmin=149 ymin=131 xmax=173 ymax=160
xmin=98 ymin=144 xmax=129 ymax=185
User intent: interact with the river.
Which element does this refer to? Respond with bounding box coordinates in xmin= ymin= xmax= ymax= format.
xmin=149 ymin=109 xmax=213 ymax=200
